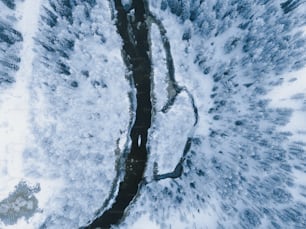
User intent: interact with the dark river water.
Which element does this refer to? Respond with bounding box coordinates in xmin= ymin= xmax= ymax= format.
xmin=84 ymin=0 xmax=152 ymax=228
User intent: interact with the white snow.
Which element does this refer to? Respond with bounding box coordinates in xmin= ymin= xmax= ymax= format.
xmin=1 ymin=0 xmax=132 ymax=228
xmin=147 ymin=92 xmax=194 ymax=176
xmin=121 ymin=1 xmax=306 ymax=229
xmin=23 ymin=0 xmax=131 ymax=227
xmin=1 ymin=1 xmax=306 ymax=228
xmin=0 ymin=0 xmax=44 ymax=228
xmin=126 ymin=213 xmax=160 ymax=229
xmin=0 ymin=0 xmax=42 ymax=199
xmin=266 ymin=67 xmax=306 ymax=142
xmin=156 ymin=15 xmax=213 ymax=137
xmin=124 ymin=209 xmax=219 ymax=229
xmin=150 ymin=24 xmax=169 ymax=112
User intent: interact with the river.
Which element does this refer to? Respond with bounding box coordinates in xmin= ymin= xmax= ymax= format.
xmin=84 ymin=0 xmax=152 ymax=228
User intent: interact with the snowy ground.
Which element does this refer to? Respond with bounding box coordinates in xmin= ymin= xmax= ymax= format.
xmin=267 ymin=67 xmax=306 ymax=142
xmin=0 ymin=0 xmax=306 ymax=228
xmin=1 ymin=0 xmax=130 ymax=228
xmin=0 ymin=0 xmax=42 ymax=226
xmin=120 ymin=1 xmax=306 ymax=229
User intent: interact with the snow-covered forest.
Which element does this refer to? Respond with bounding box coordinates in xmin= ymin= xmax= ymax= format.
xmin=0 ymin=0 xmax=306 ymax=228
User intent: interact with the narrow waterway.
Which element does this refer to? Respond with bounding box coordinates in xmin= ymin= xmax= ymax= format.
xmin=84 ymin=0 xmax=152 ymax=228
